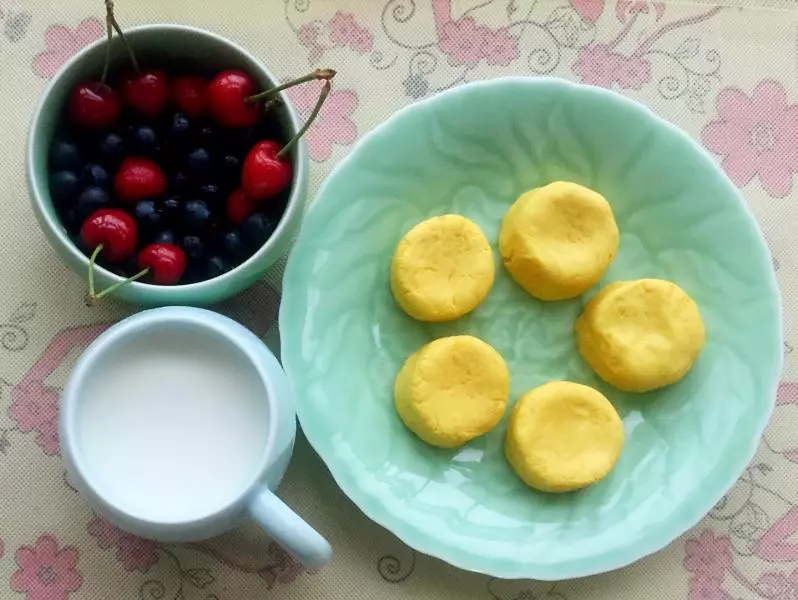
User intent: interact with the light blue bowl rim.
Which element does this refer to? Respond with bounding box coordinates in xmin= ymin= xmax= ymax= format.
xmin=279 ymin=76 xmax=784 ymax=580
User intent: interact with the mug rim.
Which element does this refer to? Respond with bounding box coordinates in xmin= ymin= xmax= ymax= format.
xmin=60 ymin=306 xmax=278 ymax=529
xmin=27 ymin=23 xmax=308 ymax=304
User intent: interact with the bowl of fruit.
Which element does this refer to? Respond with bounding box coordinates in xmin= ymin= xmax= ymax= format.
xmin=28 ymin=12 xmax=334 ymax=306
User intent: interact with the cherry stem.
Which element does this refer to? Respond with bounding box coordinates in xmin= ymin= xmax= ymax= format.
xmin=100 ymin=12 xmax=112 ymax=84
xmin=246 ymin=68 xmax=336 ymax=104
xmin=104 ymin=0 xmax=139 ymax=74
xmin=276 ymin=80 xmax=331 ymax=159
xmin=85 ymin=244 xmax=149 ymax=307
xmin=90 ymin=268 xmax=149 ymax=305
xmin=87 ymin=244 xmax=103 ymax=300
xmin=262 ymin=97 xmax=282 ymax=113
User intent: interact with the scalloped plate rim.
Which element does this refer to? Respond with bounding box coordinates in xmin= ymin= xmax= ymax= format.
xmin=279 ymin=76 xmax=783 ymax=580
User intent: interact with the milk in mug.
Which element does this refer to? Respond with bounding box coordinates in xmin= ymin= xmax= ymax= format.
xmin=75 ymin=327 xmax=270 ymax=522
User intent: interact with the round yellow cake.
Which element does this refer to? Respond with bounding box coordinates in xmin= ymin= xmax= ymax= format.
xmin=499 ymin=182 xmax=619 ymax=301
xmin=575 ymin=279 xmax=706 ymax=393
xmin=390 ymin=215 xmax=495 ymax=322
xmin=505 ymin=381 xmax=624 ymax=492
xmin=394 ymin=335 xmax=509 ymax=448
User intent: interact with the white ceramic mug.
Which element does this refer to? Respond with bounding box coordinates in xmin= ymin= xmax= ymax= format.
xmin=60 ymin=306 xmax=331 ymax=568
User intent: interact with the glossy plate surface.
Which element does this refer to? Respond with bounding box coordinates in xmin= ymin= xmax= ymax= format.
xmin=279 ymin=77 xmax=782 ymax=580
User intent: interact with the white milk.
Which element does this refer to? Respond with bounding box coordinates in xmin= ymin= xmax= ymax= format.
xmin=75 ymin=327 xmax=270 ymax=522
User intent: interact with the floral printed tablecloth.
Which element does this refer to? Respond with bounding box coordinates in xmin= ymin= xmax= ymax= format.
xmin=1 ymin=0 xmax=797 ymax=598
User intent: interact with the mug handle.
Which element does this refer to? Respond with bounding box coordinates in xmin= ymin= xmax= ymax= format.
xmin=248 ymin=486 xmax=332 ymax=568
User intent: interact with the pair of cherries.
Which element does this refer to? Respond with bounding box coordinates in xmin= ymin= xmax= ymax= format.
xmin=81 ymin=209 xmax=183 ymax=305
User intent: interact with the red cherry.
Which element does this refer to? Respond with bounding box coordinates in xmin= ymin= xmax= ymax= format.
xmin=171 ymin=76 xmax=207 ymax=118
xmin=80 ymin=209 xmax=138 ymax=262
xmin=120 ymin=70 xmax=169 ymax=116
xmin=205 ymin=70 xmax=261 ymax=128
xmin=226 ymin=188 xmax=256 ymax=224
xmin=241 ymin=141 xmax=292 ymax=201
xmin=137 ymin=243 xmax=186 ymax=285
xmin=114 ymin=157 xmax=166 ymax=204
xmin=68 ymin=82 xmax=120 ymax=129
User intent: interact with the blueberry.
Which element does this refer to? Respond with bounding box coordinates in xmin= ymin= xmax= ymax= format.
xmin=76 ymin=186 xmax=111 ymax=219
xmin=133 ymin=199 xmax=163 ymax=234
xmin=229 ymin=127 xmax=258 ymax=154
xmin=65 ymin=208 xmax=83 ymax=234
xmin=219 ymin=155 xmax=241 ymax=186
xmin=82 ymin=163 xmax=109 ymax=189
xmin=181 ymin=199 xmax=212 ymax=233
xmin=198 ymin=183 xmax=222 ymax=204
xmin=169 ymin=113 xmax=191 ymax=144
xmin=253 ymin=118 xmax=285 ymax=144
xmin=180 ymin=235 xmax=206 ymax=263
xmin=221 ymin=230 xmax=249 ymax=262
xmin=49 ymin=139 xmax=82 ymax=171
xmin=162 ymin=196 xmax=182 ymax=222
xmin=241 ymin=212 xmax=278 ymax=250
xmin=49 ymin=171 xmax=80 ymax=205
xmin=153 ymin=230 xmax=176 ymax=245
xmin=180 ymin=267 xmax=203 ymax=284
xmin=170 ymin=171 xmax=189 ymax=194
xmin=98 ymin=132 xmax=126 ymax=167
xmin=207 ymin=255 xmax=229 ymax=279
xmin=265 ymin=194 xmax=289 ymax=219
xmin=198 ymin=125 xmax=215 ymax=145
xmin=129 ymin=124 xmax=162 ymax=156
xmin=187 ymin=148 xmax=211 ymax=174
xmin=112 ymin=256 xmax=139 ymax=276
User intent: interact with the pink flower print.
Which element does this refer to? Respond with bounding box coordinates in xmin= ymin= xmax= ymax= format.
xmin=571 ymin=0 xmax=605 ymax=22
xmin=348 ymin=27 xmax=374 ymax=54
xmin=484 ymin=28 xmax=519 ymax=66
xmin=616 ymin=0 xmax=665 ymax=22
xmin=35 ymin=419 xmax=60 ymax=456
xmin=257 ymin=543 xmax=305 ymax=589
xmin=87 ymin=516 xmax=159 ymax=572
xmin=758 ymin=572 xmax=787 ymax=598
xmin=327 ymin=12 xmax=373 ymax=54
xmin=615 ymin=55 xmax=651 ymax=90
xmin=11 ymin=535 xmax=82 ymax=600
xmin=684 ymin=530 xmax=733 ymax=579
xmin=116 ymin=536 xmax=159 ymax=572
xmin=269 ymin=542 xmax=304 ymax=584
xmin=297 ymin=22 xmax=320 ymax=47
xmin=33 ymin=18 xmax=104 ymax=79
xmin=286 ymin=79 xmax=358 ymax=162
xmin=9 ymin=385 xmax=58 ymax=432
xmin=572 ymin=44 xmax=621 ymax=88
xmin=297 ymin=22 xmax=325 ymax=64
xmin=10 ymin=382 xmax=60 ymax=454
xmin=777 ymin=381 xmax=798 ymax=405
xmin=86 ymin=516 xmax=122 ymax=550
xmin=12 ymin=323 xmax=110 ymax=456
xmin=757 ymin=572 xmax=788 ymax=599
xmin=328 ymin=12 xmax=357 ymax=46
xmin=702 ymin=80 xmax=798 ymax=198
xmin=437 ymin=16 xmax=488 ymax=67
xmin=756 ymin=570 xmax=798 ymax=599
xmin=757 ymin=506 xmax=798 ymax=561
xmin=688 ymin=575 xmax=732 ymax=600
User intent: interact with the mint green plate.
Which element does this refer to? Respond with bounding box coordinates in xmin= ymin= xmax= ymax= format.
xmin=279 ymin=78 xmax=782 ymax=580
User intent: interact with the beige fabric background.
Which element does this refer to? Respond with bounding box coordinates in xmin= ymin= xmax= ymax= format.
xmin=1 ymin=0 xmax=797 ymax=598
